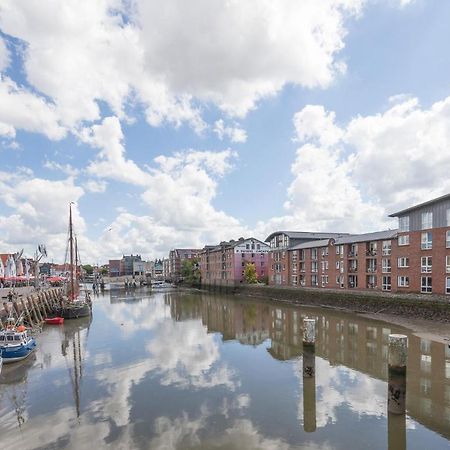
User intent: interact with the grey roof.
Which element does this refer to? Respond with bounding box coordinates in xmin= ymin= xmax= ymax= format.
xmin=291 ymin=239 xmax=332 ymax=250
xmin=202 ymin=237 xmax=268 ymax=253
xmin=335 ymin=229 xmax=398 ymax=244
xmin=264 ymin=231 xmax=347 ymax=242
xmin=289 ymin=229 xmax=398 ymax=250
xmin=388 ymin=193 xmax=450 ymax=217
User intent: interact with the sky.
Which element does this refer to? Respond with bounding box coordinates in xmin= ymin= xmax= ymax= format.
xmin=1 ymin=0 xmax=450 ymax=264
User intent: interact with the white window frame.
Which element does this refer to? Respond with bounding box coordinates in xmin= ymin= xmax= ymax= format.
xmin=397 ymin=276 xmax=409 ymax=287
xmin=382 ymin=240 xmax=391 ymax=256
xmin=421 ymin=232 xmax=432 ymax=250
xmin=382 ymin=258 xmax=391 ymax=273
xmin=446 ymin=255 xmax=450 ymax=273
xmin=311 ymin=248 xmax=318 ymax=260
xmin=382 ymin=276 xmax=391 ymax=291
xmin=446 ymin=276 xmax=450 ymax=295
xmin=399 ymin=216 xmax=409 ymax=232
xmin=311 ymin=274 xmax=318 ymax=286
xmin=446 ymin=230 xmax=450 ymax=248
xmin=397 ymin=257 xmax=409 ymax=268
xmin=421 ymin=211 xmax=433 ymax=230
xmin=421 ymin=276 xmax=432 ymax=293
xmin=398 ymin=235 xmax=410 ymax=246
xmin=421 ymin=256 xmax=432 ymax=273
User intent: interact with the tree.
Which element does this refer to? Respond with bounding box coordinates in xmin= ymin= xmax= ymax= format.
xmin=181 ymin=259 xmax=201 ymax=286
xmin=82 ymin=264 xmax=93 ymax=275
xmin=244 ymin=262 xmax=258 ymax=284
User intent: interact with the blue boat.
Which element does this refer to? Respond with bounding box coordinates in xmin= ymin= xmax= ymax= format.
xmin=0 ymin=318 xmax=36 ymax=363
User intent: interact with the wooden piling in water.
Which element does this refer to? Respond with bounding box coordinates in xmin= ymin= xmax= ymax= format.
xmin=302 ymin=318 xmax=316 ymax=433
xmin=387 ymin=334 xmax=407 ymax=450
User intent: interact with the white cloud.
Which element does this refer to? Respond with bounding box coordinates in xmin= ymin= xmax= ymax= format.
xmin=84 ymin=179 xmax=107 ymax=193
xmin=259 ymin=95 xmax=450 ymax=236
xmin=80 ymin=116 xmax=152 ymax=186
xmin=0 ymin=0 xmax=365 ymax=134
xmin=0 ymin=36 xmax=10 ymax=72
xmin=214 ymin=120 xmax=247 ymax=143
xmin=0 ymin=171 xmax=84 ymax=258
xmin=44 ymin=160 xmax=79 ymax=177
xmin=0 ymin=76 xmax=66 ymax=140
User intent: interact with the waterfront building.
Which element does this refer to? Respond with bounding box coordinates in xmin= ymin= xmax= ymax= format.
xmin=200 ymin=237 xmax=270 ymax=286
xmin=266 ymin=232 xmax=347 ymax=286
xmin=389 ymin=193 xmax=450 ymax=295
xmin=169 ymin=248 xmax=202 ymax=282
xmin=121 ymin=255 xmax=142 ymax=277
xmin=288 ymin=230 xmax=397 ymax=291
xmin=162 ymin=258 xmax=170 ymax=280
xmin=132 ymin=259 xmax=145 ymax=277
xmin=152 ymin=259 xmax=164 ymax=280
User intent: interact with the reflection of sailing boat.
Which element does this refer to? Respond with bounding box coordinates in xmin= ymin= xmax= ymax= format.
xmin=61 ymin=317 xmax=91 ymax=418
xmin=0 ymin=352 xmax=37 ymax=428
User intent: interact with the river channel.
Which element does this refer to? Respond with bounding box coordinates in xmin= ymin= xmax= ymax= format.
xmin=0 ymin=288 xmax=449 ymax=449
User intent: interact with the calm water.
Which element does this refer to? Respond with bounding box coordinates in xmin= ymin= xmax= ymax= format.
xmin=0 ymin=289 xmax=449 ymax=449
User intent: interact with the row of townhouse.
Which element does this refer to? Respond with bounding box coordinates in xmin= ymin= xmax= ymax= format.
xmin=199 ymin=237 xmax=270 ymax=286
xmin=267 ymin=194 xmax=450 ymax=295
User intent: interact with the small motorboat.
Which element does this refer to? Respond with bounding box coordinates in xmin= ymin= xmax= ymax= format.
xmin=0 ymin=317 xmax=36 ymax=363
xmin=44 ymin=317 xmax=64 ymax=325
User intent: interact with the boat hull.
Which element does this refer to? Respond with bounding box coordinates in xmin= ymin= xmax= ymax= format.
xmin=55 ymin=302 xmax=91 ymax=319
xmin=44 ymin=317 xmax=64 ymax=325
xmin=1 ymin=338 xmax=36 ymax=364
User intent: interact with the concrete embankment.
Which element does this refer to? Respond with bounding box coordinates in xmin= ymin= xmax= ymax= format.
xmin=200 ymin=284 xmax=450 ymax=323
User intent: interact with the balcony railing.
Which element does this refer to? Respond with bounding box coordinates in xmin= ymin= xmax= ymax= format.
xmin=348 ymin=251 xmax=358 ymax=258
xmin=367 ymin=267 xmax=377 ymax=273
xmin=366 ymin=250 xmax=377 ymax=257
xmin=348 ymin=266 xmax=358 ymax=272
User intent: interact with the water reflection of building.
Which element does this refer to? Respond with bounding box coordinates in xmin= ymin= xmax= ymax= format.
xmin=167 ymin=293 xmax=450 ymax=440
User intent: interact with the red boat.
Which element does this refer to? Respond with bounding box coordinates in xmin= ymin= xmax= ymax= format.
xmin=44 ymin=317 xmax=64 ymax=325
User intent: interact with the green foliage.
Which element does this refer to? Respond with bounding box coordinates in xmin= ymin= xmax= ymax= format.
xmin=244 ymin=262 xmax=258 ymax=284
xmin=181 ymin=259 xmax=201 ymax=286
xmin=82 ymin=264 xmax=94 ymax=275
xmin=100 ymin=267 xmax=108 ymax=275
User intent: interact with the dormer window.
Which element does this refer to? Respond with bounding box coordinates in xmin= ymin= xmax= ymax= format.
xmin=399 ymin=216 xmax=409 ymax=232
xmin=421 ymin=212 xmax=433 ymax=230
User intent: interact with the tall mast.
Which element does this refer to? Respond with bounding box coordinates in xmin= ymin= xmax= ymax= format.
xmin=69 ymin=203 xmax=74 ymax=301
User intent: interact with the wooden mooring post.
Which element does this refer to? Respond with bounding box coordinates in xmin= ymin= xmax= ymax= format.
xmin=387 ymin=334 xmax=408 ymax=450
xmin=302 ymin=318 xmax=316 ymax=433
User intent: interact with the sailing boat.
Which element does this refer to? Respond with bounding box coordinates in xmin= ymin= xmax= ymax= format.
xmin=54 ymin=203 xmax=91 ymax=319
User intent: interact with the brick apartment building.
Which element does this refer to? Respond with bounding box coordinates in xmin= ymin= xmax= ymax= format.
xmin=389 ymin=193 xmax=450 ymax=295
xmin=268 ymin=194 xmax=450 ymax=295
xmin=288 ymin=230 xmax=397 ymax=291
xmin=169 ymin=248 xmax=202 ymax=282
xmin=266 ymin=231 xmax=347 ymax=286
xmin=200 ymin=237 xmax=270 ymax=286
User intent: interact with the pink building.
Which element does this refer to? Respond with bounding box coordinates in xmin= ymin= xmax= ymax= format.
xmin=200 ymin=237 xmax=270 ymax=286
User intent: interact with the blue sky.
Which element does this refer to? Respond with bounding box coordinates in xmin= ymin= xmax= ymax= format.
xmin=1 ymin=0 xmax=450 ymax=262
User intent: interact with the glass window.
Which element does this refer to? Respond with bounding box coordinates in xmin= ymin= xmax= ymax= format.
xmin=446 ymin=277 xmax=450 ymax=295
xmin=446 ymin=230 xmax=450 ymax=248
xmin=399 ymin=216 xmax=409 ymax=232
xmin=446 ymin=255 xmax=450 ymax=273
xmin=421 ymin=211 xmax=433 ymax=229
xmin=382 ymin=240 xmax=391 ymax=255
xmin=398 ymin=257 xmax=409 ymax=268
xmin=421 ymin=232 xmax=432 ymax=250
xmin=421 ymin=276 xmax=432 ymax=293
xmin=382 ymin=258 xmax=391 ymax=273
xmin=382 ymin=276 xmax=391 ymax=291
xmin=311 ymin=248 xmax=318 ymax=260
xmin=421 ymin=256 xmax=432 ymax=273
xmin=398 ymin=276 xmax=409 ymax=287
xmin=398 ymin=235 xmax=410 ymax=246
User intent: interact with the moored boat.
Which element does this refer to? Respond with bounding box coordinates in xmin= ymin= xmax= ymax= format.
xmin=0 ymin=317 xmax=36 ymax=363
xmin=55 ymin=203 xmax=92 ymax=320
xmin=44 ymin=316 xmax=64 ymax=325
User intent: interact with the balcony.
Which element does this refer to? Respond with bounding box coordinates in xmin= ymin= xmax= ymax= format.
xmin=348 ymin=266 xmax=358 ymax=273
xmin=366 ymin=250 xmax=377 ymax=257
xmin=348 ymin=251 xmax=358 ymax=258
xmin=367 ymin=267 xmax=377 ymax=273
